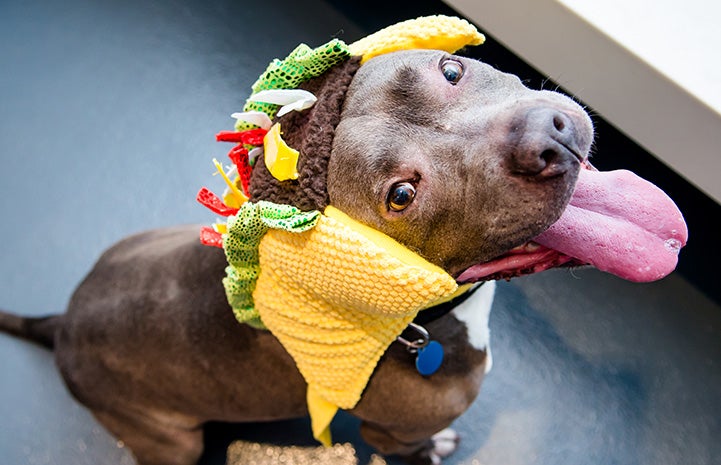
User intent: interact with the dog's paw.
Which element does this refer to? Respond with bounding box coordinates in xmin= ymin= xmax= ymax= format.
xmin=430 ymin=428 xmax=460 ymax=459
xmin=403 ymin=428 xmax=460 ymax=465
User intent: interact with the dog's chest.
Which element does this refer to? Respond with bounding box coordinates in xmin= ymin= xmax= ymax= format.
xmin=451 ymin=281 xmax=495 ymax=373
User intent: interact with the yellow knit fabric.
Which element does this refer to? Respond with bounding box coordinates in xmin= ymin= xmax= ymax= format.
xmin=252 ymin=206 xmax=459 ymax=444
xmin=200 ymin=14 xmax=486 ymax=446
xmin=349 ymin=15 xmax=485 ymax=64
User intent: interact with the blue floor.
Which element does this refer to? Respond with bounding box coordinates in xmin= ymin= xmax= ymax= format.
xmin=1 ymin=1 xmax=719 ymax=464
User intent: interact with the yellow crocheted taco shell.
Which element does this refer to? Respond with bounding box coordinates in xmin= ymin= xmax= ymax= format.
xmin=349 ymin=15 xmax=485 ymax=63
xmin=253 ymin=206 xmax=459 ymax=445
xmin=202 ymin=14 xmax=486 ymax=446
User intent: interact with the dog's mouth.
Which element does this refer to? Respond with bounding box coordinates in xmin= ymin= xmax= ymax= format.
xmin=455 ymin=242 xmax=581 ymax=282
xmin=457 ymin=165 xmax=688 ymax=284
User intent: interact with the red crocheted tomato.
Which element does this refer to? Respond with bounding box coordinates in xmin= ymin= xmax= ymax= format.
xmin=196 ymin=187 xmax=239 ymax=217
xmin=199 ymin=226 xmax=223 ymax=248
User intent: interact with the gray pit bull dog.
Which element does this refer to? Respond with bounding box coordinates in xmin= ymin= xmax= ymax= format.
xmin=0 ymin=17 xmax=687 ymax=465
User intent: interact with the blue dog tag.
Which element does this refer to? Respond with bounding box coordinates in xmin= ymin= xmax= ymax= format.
xmin=415 ymin=340 xmax=444 ymax=376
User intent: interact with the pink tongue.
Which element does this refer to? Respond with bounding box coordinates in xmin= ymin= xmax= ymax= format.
xmin=534 ymin=168 xmax=688 ymax=282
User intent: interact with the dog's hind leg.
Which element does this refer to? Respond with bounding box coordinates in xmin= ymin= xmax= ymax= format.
xmin=92 ymin=408 xmax=204 ymax=465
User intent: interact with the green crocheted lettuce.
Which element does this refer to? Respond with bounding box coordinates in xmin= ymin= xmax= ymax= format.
xmin=236 ymin=39 xmax=350 ymax=131
xmin=222 ymin=201 xmax=320 ymax=328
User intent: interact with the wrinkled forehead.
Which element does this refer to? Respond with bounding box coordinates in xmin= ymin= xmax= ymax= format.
xmin=351 ymin=48 xmax=506 ymax=86
xmin=353 ymin=50 xmax=442 ymax=80
xmin=361 ymin=49 xmax=445 ymax=71
xmin=342 ymin=50 xmax=447 ymax=113
xmin=342 ymin=49 xmax=525 ymax=117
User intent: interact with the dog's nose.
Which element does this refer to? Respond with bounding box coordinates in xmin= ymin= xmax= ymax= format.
xmin=507 ymin=107 xmax=584 ymax=178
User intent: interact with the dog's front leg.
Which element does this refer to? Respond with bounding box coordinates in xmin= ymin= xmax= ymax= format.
xmin=351 ymin=329 xmax=488 ymax=464
xmin=360 ymin=420 xmax=460 ymax=465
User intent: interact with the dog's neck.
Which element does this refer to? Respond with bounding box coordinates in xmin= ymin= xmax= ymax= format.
xmin=393 ymin=282 xmax=489 ymax=376
xmin=412 ymin=282 xmax=485 ymax=326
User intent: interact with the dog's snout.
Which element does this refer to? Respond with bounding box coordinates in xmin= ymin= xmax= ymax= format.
xmin=507 ymin=107 xmax=584 ymax=179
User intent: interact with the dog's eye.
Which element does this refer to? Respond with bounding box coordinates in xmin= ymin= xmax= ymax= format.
xmin=440 ymin=59 xmax=464 ymax=84
xmin=387 ymin=182 xmax=416 ymax=212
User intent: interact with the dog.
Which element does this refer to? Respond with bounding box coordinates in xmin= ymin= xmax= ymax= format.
xmin=0 ymin=36 xmax=687 ymax=465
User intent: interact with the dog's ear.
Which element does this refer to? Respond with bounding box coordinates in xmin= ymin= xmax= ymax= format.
xmin=249 ymin=57 xmax=362 ymax=211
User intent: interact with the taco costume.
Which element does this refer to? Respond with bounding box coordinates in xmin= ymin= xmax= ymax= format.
xmin=197 ymin=15 xmax=485 ymax=446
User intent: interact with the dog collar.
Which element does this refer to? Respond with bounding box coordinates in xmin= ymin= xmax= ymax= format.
xmin=412 ymin=281 xmax=484 ymax=326
xmin=393 ymin=283 xmax=483 ymax=377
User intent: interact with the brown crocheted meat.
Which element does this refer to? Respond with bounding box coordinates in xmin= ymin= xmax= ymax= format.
xmin=248 ymin=56 xmax=362 ymax=211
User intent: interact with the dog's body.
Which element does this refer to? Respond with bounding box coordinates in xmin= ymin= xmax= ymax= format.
xmin=2 ymin=49 xmax=598 ymax=465
xmin=47 ymin=225 xmax=496 ymax=464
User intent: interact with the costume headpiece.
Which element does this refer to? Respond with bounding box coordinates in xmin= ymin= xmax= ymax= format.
xmin=197 ymin=15 xmax=485 ymax=445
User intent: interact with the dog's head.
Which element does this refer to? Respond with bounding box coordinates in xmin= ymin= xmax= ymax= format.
xmin=328 ymin=48 xmax=687 ymax=283
xmin=329 ymin=49 xmax=593 ymax=278
xmin=203 ymin=15 xmax=687 ymax=287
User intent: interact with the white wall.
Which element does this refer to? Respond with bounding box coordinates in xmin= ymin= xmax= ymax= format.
xmin=446 ymin=0 xmax=721 ymax=204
